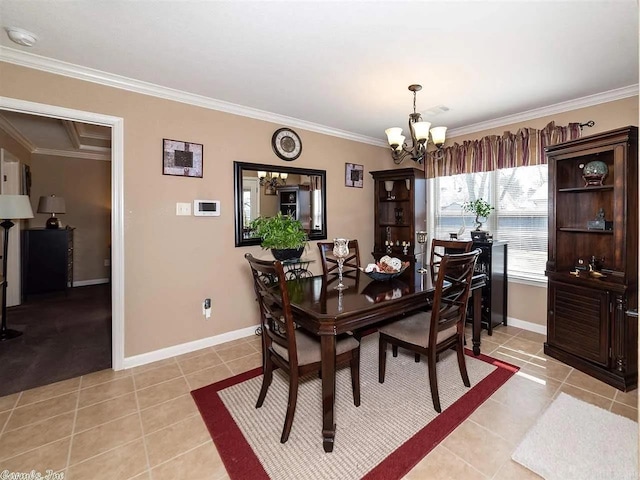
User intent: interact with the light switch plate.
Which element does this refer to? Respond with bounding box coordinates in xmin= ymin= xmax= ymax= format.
xmin=176 ymin=202 xmax=191 ymax=216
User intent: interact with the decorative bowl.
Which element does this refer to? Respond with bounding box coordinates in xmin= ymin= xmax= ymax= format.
xmin=582 ymin=160 xmax=608 ymax=186
xmin=359 ymin=264 xmax=409 ymax=282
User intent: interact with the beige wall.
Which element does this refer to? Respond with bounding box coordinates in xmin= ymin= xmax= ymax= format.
xmin=446 ymin=96 xmax=639 ymax=328
xmin=27 ymin=153 xmax=111 ymax=282
xmin=0 ymin=62 xmax=392 ymax=357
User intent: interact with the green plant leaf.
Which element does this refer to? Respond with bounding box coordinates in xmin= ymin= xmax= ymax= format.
xmin=248 ymin=212 xmax=308 ymax=250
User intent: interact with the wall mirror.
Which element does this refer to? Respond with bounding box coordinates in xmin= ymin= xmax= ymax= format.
xmin=234 ymin=161 xmax=327 ymax=247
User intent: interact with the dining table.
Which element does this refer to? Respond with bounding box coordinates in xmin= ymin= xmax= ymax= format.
xmin=284 ymin=268 xmax=486 ymax=452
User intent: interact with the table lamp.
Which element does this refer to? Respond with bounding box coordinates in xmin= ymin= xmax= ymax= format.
xmin=0 ymin=195 xmax=34 ymax=340
xmin=37 ymin=195 xmax=66 ymax=229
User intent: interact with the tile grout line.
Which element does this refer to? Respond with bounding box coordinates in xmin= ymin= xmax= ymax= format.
xmin=148 ymin=438 xmax=214 ymax=472
xmin=439 ymin=443 xmax=492 ymax=479
xmin=0 ymin=391 xmax=22 ymax=437
xmin=63 ymin=376 xmax=83 ymax=474
xmin=132 ymin=370 xmax=154 ymax=480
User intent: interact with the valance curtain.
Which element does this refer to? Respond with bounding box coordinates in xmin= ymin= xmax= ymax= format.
xmin=425 ymin=121 xmax=582 ymax=179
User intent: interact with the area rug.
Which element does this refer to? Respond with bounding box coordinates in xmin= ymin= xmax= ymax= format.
xmin=512 ymin=392 xmax=638 ymax=480
xmin=191 ymin=334 xmax=518 ymax=480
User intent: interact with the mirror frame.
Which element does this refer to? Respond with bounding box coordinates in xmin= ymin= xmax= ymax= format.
xmin=234 ymin=161 xmax=328 ymax=247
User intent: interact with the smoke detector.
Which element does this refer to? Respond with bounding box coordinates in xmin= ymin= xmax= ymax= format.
xmin=5 ymin=27 xmax=38 ymax=47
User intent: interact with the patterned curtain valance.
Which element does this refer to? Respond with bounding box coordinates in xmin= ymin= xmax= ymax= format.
xmin=425 ymin=121 xmax=582 ymax=179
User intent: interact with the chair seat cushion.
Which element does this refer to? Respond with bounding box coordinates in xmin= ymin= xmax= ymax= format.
xmin=378 ymin=312 xmax=457 ymax=349
xmin=272 ymin=330 xmax=359 ymax=366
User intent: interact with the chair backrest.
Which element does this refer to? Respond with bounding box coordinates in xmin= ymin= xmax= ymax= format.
xmin=430 ymin=239 xmax=473 ymax=275
xmin=429 ymin=249 xmax=480 ymax=347
xmin=317 ymin=240 xmax=361 ymax=277
xmin=245 ymin=253 xmax=299 ymax=367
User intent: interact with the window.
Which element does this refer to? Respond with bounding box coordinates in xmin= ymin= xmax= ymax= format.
xmin=430 ymin=164 xmax=548 ymax=282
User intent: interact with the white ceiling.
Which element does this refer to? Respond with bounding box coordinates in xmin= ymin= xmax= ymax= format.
xmin=0 ymin=1 xmax=637 ymax=145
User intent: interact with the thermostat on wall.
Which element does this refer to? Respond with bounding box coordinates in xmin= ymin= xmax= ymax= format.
xmin=193 ymin=199 xmax=220 ymax=216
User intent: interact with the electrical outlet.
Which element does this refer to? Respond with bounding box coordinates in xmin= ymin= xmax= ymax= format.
xmin=203 ymin=298 xmax=212 ymax=319
xmin=104 ymin=259 xmax=111 ymax=267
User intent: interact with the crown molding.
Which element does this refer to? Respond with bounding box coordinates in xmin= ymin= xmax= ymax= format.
xmin=0 ymin=47 xmax=387 ymax=148
xmin=2 ymin=47 xmax=636 ymax=147
xmin=447 ymin=85 xmax=639 ymax=138
xmin=0 ymin=112 xmax=36 ymax=152
xmin=32 ymin=147 xmax=111 ymax=161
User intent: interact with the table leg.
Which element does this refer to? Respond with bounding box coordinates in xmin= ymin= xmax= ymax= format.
xmin=320 ymin=334 xmax=336 ymax=452
xmin=472 ymin=288 xmax=482 ymax=356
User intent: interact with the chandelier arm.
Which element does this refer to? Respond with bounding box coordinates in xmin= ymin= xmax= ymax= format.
xmin=391 ymin=147 xmax=414 ymax=165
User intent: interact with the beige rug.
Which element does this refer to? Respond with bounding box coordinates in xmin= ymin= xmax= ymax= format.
xmin=192 ymin=333 xmax=519 ymax=479
xmin=512 ymin=392 xmax=638 ymax=480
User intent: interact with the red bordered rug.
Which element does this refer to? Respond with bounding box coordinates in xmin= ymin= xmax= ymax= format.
xmin=191 ymin=335 xmax=518 ymax=480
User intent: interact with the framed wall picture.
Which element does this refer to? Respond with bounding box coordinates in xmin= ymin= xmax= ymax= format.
xmin=163 ymin=139 xmax=203 ymax=178
xmin=345 ymin=163 xmax=364 ymax=188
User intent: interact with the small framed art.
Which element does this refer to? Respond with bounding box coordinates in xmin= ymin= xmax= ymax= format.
xmin=163 ymin=139 xmax=203 ymax=178
xmin=345 ymin=163 xmax=364 ymax=188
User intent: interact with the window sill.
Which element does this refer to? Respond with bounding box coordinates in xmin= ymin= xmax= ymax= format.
xmin=508 ymin=274 xmax=547 ymax=288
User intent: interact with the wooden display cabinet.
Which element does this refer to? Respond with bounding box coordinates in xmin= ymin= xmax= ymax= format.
xmin=277 ymin=185 xmax=310 ymax=230
xmin=545 ymin=126 xmax=637 ymax=391
xmin=370 ymin=167 xmax=426 ymax=271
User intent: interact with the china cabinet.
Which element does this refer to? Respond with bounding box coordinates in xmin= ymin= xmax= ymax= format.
xmin=370 ymin=167 xmax=426 ymax=270
xmin=472 ymin=240 xmax=507 ymax=334
xmin=22 ymin=227 xmax=74 ymax=297
xmin=544 ymin=126 xmax=637 ymax=391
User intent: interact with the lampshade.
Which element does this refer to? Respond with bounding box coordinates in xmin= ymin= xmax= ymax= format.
xmin=37 ymin=195 xmax=66 ymax=214
xmin=385 ymin=127 xmax=404 ymax=147
xmin=430 ymin=126 xmax=448 ymax=146
xmin=0 ymin=195 xmax=34 ymax=220
xmin=412 ymin=121 xmax=432 ymax=142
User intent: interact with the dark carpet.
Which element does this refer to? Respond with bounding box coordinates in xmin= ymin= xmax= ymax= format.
xmin=0 ymin=284 xmax=111 ymax=397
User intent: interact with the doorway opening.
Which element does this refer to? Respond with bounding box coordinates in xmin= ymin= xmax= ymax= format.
xmin=0 ymin=98 xmax=124 ymax=396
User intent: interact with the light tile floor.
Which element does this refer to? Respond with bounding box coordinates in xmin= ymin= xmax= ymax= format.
xmin=0 ymin=325 xmax=636 ymax=479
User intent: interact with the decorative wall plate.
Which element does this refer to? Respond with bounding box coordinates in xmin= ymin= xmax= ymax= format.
xmin=272 ymin=128 xmax=302 ymax=161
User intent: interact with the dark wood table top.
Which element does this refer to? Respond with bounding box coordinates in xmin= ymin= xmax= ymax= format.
xmin=285 ymin=270 xmax=442 ymax=336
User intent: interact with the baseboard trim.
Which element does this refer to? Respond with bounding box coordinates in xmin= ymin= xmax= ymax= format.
xmin=73 ymin=278 xmax=110 ymax=287
xmin=122 ymin=325 xmax=258 ymax=370
xmin=121 ymin=317 xmax=545 ymax=370
xmin=507 ymin=316 xmax=546 ymax=335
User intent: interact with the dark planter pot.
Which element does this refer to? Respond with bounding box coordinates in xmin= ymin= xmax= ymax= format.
xmin=271 ymin=247 xmax=304 ymax=262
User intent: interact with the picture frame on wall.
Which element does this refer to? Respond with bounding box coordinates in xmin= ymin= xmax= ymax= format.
xmin=163 ymin=138 xmax=203 ymax=178
xmin=345 ymin=163 xmax=364 ymax=188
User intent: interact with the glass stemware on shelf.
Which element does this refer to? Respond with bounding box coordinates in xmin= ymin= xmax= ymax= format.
xmin=416 ymin=231 xmax=428 ymax=273
xmin=333 ymin=238 xmax=350 ymax=290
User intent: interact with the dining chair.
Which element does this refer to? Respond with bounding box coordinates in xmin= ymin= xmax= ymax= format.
xmin=378 ymin=249 xmax=481 ymax=413
xmin=244 ymin=253 xmax=361 ymax=443
xmin=387 ymin=238 xmax=474 ymax=362
xmin=317 ymin=240 xmax=361 ymax=280
xmin=429 ymin=239 xmax=474 ymax=275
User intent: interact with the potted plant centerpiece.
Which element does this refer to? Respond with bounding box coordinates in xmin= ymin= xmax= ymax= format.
xmin=249 ymin=212 xmax=308 ymax=261
xmin=463 ymin=199 xmax=494 ymax=241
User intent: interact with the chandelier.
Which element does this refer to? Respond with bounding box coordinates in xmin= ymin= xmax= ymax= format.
xmin=257 ymin=171 xmax=288 ymax=188
xmin=385 ymin=84 xmax=447 ymax=164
